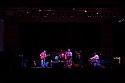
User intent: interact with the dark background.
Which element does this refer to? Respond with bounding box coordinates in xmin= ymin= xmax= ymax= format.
xmin=113 ymin=22 xmax=125 ymax=57
xmin=18 ymin=22 xmax=101 ymax=54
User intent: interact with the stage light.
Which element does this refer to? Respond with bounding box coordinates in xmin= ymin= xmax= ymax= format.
xmin=44 ymin=16 xmax=47 ymax=17
xmin=0 ymin=19 xmax=4 ymax=22
xmin=85 ymin=10 xmax=87 ymax=12
xmin=39 ymin=10 xmax=41 ymax=12
xmin=73 ymin=8 xmax=75 ymax=10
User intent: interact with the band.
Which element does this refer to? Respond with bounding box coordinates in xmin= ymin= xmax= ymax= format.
xmin=34 ymin=48 xmax=103 ymax=68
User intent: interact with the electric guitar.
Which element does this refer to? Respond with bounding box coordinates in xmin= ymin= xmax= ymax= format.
xmin=40 ymin=54 xmax=50 ymax=60
xmin=40 ymin=55 xmax=45 ymax=60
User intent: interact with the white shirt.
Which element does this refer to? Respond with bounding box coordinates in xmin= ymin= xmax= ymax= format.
xmin=91 ymin=54 xmax=99 ymax=60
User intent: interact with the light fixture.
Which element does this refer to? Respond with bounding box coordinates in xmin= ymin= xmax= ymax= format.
xmin=73 ymin=8 xmax=75 ymax=10
xmin=39 ymin=10 xmax=41 ymax=12
xmin=85 ymin=10 xmax=87 ymax=12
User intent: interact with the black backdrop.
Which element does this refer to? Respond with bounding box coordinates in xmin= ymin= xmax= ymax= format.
xmin=113 ymin=22 xmax=125 ymax=57
xmin=18 ymin=22 xmax=101 ymax=56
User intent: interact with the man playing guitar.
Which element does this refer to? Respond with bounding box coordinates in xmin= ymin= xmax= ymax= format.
xmin=40 ymin=50 xmax=46 ymax=68
xmin=65 ymin=48 xmax=72 ymax=68
xmin=89 ymin=52 xmax=100 ymax=67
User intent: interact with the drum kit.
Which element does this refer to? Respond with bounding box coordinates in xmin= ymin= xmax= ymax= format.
xmin=52 ymin=52 xmax=65 ymax=61
xmin=50 ymin=52 xmax=68 ymax=68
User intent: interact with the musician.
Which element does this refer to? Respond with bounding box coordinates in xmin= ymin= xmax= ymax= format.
xmin=65 ymin=48 xmax=72 ymax=67
xmin=74 ymin=50 xmax=83 ymax=68
xmin=40 ymin=50 xmax=46 ymax=68
xmin=59 ymin=49 xmax=65 ymax=62
xmin=74 ymin=51 xmax=80 ymax=63
xmin=78 ymin=50 xmax=84 ymax=68
xmin=90 ymin=52 xmax=100 ymax=67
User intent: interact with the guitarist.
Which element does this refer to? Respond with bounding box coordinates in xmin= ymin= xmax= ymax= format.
xmin=40 ymin=50 xmax=46 ymax=68
xmin=65 ymin=48 xmax=72 ymax=68
xmin=89 ymin=52 xmax=100 ymax=67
